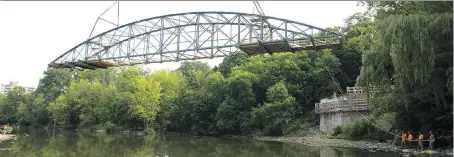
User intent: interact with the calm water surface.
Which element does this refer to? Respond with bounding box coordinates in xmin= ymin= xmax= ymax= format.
xmin=0 ymin=129 xmax=403 ymax=157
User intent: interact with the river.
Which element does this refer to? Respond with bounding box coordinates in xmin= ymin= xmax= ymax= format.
xmin=0 ymin=129 xmax=403 ymax=157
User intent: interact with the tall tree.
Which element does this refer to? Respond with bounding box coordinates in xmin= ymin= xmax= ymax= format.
xmin=252 ymin=81 xmax=296 ymax=135
xmin=130 ymin=76 xmax=162 ymax=130
xmin=217 ymin=51 xmax=250 ymax=77
xmin=35 ymin=68 xmax=74 ymax=102
xmin=357 ymin=5 xmax=453 ymax=144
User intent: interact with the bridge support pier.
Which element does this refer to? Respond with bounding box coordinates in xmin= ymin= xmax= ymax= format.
xmin=315 ymin=85 xmax=370 ymax=134
xmin=319 ymin=111 xmax=370 ymax=134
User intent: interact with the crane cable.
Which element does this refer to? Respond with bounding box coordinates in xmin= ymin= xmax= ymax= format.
xmin=88 ymin=1 xmax=120 ymax=39
xmin=252 ymin=1 xmax=271 ymax=39
xmin=321 ymin=60 xmax=399 ymax=137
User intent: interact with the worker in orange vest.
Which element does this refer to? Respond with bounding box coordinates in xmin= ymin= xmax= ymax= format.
xmin=401 ymin=131 xmax=407 ymax=148
xmin=417 ymin=132 xmax=424 ymax=151
xmin=1 ymin=124 xmax=6 ymax=134
xmin=407 ymin=131 xmax=414 ymax=148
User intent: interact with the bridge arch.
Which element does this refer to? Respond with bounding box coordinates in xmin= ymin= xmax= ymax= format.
xmin=49 ymin=12 xmax=342 ymax=69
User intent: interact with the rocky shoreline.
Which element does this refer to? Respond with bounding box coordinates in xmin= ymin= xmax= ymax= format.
xmin=0 ymin=134 xmax=16 ymax=142
xmin=107 ymin=130 xmax=453 ymax=156
xmin=26 ymin=127 xmax=454 ymax=156
xmin=255 ymin=135 xmax=453 ymax=156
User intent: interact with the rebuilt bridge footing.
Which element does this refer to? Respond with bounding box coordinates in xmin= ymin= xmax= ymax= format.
xmin=315 ymin=86 xmax=370 ymax=133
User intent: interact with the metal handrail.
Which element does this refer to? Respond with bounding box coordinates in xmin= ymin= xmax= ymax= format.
xmin=315 ymin=99 xmax=368 ymax=113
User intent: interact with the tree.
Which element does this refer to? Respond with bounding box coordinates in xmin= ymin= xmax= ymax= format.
xmin=178 ymin=61 xmax=211 ymax=78
xmin=234 ymin=51 xmax=340 ymax=116
xmin=130 ymin=76 xmax=162 ymax=129
xmin=217 ymin=51 xmax=250 ymax=77
xmin=48 ymin=95 xmax=69 ymax=126
xmin=361 ymin=1 xmax=453 ymax=20
xmin=16 ymin=94 xmax=50 ymax=127
xmin=356 ymin=3 xmax=453 ymax=144
xmin=0 ymin=94 xmax=5 ymax=103
xmin=0 ymin=87 xmax=28 ymax=124
xmin=35 ymin=68 xmax=74 ymax=102
xmin=147 ymin=70 xmax=184 ymax=132
xmin=252 ymin=81 xmax=296 ymax=136
xmin=325 ymin=11 xmax=376 ymax=89
xmin=148 ymin=70 xmax=184 ymax=106
xmin=216 ymin=70 xmax=259 ymax=134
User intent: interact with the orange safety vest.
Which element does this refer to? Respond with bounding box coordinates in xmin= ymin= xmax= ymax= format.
xmin=418 ymin=134 xmax=424 ymax=140
xmin=401 ymin=133 xmax=407 ymax=141
xmin=408 ymin=134 xmax=413 ymax=141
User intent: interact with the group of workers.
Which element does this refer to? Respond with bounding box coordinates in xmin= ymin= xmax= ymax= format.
xmin=401 ymin=131 xmax=435 ymax=151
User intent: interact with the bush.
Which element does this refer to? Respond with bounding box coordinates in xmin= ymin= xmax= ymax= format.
xmin=283 ymin=118 xmax=310 ymax=136
xmin=393 ymin=135 xmax=401 ymax=146
xmin=95 ymin=121 xmax=119 ymax=133
xmin=326 ymin=134 xmax=336 ymax=139
xmin=342 ymin=116 xmax=382 ymax=141
xmin=144 ymin=127 xmax=156 ymax=135
xmin=333 ymin=125 xmax=343 ymax=136
xmin=104 ymin=122 xmax=119 ymax=133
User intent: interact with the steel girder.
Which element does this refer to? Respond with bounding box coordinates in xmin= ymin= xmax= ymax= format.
xmin=49 ymin=11 xmax=342 ymax=69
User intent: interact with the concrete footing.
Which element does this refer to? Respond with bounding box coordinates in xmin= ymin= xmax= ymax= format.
xmin=320 ymin=111 xmax=370 ymax=133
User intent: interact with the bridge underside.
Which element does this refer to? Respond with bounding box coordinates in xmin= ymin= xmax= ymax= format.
xmin=49 ymin=12 xmax=342 ymax=70
xmin=52 ymin=41 xmax=341 ymax=70
xmin=238 ymin=40 xmax=340 ymax=55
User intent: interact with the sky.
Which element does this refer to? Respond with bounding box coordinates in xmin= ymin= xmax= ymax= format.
xmin=0 ymin=1 xmax=366 ymax=87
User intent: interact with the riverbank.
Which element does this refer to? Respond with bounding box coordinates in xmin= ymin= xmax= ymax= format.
xmin=18 ymin=127 xmax=454 ymax=156
xmin=255 ymin=135 xmax=453 ymax=156
xmin=127 ymin=130 xmax=452 ymax=156
xmin=0 ymin=134 xmax=15 ymax=142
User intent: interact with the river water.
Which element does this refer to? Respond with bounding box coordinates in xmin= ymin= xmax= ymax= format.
xmin=0 ymin=129 xmax=402 ymax=157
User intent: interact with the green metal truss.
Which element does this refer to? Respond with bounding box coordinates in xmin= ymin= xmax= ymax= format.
xmin=49 ymin=11 xmax=342 ymax=69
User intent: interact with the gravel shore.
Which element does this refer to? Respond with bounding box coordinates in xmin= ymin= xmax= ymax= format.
xmin=255 ymin=136 xmax=453 ymax=156
xmin=0 ymin=134 xmax=15 ymax=142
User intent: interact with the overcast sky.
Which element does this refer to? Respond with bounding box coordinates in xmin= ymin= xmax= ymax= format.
xmin=0 ymin=1 xmax=365 ymax=87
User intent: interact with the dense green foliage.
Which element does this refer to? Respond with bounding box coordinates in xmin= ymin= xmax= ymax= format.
xmin=352 ymin=1 xmax=453 ymax=145
xmin=0 ymin=50 xmax=341 ymax=136
xmin=342 ymin=117 xmax=382 ymax=141
xmin=0 ymin=1 xmax=451 ymax=146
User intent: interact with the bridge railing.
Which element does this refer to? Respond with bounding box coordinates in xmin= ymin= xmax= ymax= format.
xmin=287 ymin=36 xmax=340 ymax=47
xmin=346 ymin=86 xmax=363 ymax=94
xmin=315 ymin=99 xmax=368 ymax=113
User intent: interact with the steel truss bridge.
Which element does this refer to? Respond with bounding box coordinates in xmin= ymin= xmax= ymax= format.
xmin=49 ymin=12 xmax=342 ymax=69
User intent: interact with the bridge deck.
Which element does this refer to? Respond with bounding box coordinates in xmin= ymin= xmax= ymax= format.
xmin=239 ymin=38 xmax=341 ymax=55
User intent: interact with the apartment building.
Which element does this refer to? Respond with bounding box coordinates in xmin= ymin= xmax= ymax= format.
xmin=0 ymin=81 xmax=35 ymax=95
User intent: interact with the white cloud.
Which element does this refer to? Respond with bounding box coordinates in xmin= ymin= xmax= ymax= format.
xmin=0 ymin=1 xmax=365 ymax=87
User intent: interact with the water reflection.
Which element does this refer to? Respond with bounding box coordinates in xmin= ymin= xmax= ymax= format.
xmin=0 ymin=129 xmax=401 ymax=157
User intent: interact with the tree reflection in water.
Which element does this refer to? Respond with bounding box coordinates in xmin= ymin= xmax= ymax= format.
xmin=0 ymin=129 xmax=401 ymax=157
